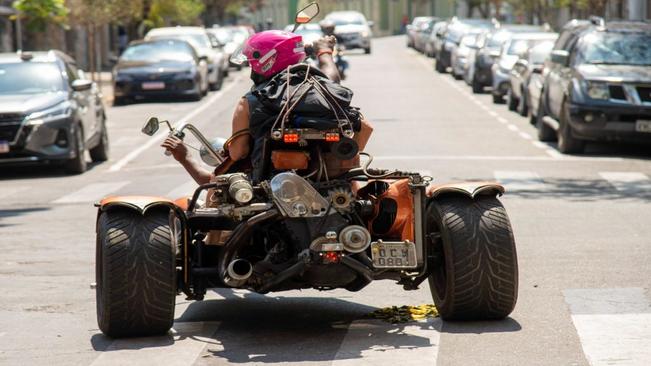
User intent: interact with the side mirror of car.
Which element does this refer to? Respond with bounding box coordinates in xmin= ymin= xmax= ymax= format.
xmin=367 ymin=20 xmax=375 ymax=28
xmin=550 ymin=50 xmax=570 ymax=67
xmin=515 ymin=59 xmax=528 ymax=68
xmin=198 ymin=55 xmax=209 ymax=62
xmin=532 ymin=65 xmax=543 ymax=74
xmin=108 ymin=55 xmax=119 ymax=65
xmin=71 ymin=79 xmax=93 ymax=92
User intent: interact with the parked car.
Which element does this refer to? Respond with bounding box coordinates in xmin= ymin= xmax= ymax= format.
xmin=414 ymin=18 xmax=440 ymax=53
xmin=537 ymin=19 xmax=651 ymax=153
xmin=324 ymin=11 xmax=373 ymax=54
xmin=283 ymin=23 xmax=324 ymax=45
xmin=465 ymin=25 xmax=546 ymax=93
xmin=450 ymin=31 xmax=480 ymax=79
xmin=208 ymin=27 xmax=239 ymax=70
xmin=491 ymin=32 xmax=558 ymax=104
xmin=145 ymin=27 xmax=225 ymax=90
xmin=406 ymin=16 xmax=434 ymax=48
xmin=425 ymin=20 xmax=448 ymax=57
xmin=0 ymin=51 xmax=108 ymax=174
xmin=436 ymin=18 xmax=494 ymax=73
xmin=508 ymin=40 xmax=555 ymax=117
xmin=221 ymin=25 xmax=253 ymax=67
xmin=113 ymin=39 xmax=209 ymax=103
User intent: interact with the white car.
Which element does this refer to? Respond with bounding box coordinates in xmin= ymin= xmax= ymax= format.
xmin=324 ymin=11 xmax=373 ymax=54
xmin=145 ymin=27 xmax=226 ymax=90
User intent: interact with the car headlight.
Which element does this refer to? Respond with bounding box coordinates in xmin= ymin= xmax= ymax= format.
xmin=361 ymin=31 xmax=369 ymax=38
xmin=25 ymin=101 xmax=72 ymax=126
xmin=585 ymin=81 xmax=609 ymax=100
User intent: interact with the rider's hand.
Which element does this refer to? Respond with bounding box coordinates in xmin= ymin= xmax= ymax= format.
xmin=312 ymin=35 xmax=337 ymax=54
xmin=161 ymin=136 xmax=189 ymax=162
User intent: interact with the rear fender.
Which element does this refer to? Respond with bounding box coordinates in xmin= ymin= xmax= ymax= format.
xmin=426 ymin=181 xmax=505 ymax=199
xmin=95 ymin=195 xmax=189 ymax=214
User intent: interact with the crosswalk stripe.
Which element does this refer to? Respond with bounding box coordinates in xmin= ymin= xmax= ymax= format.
xmin=52 ymin=181 xmax=130 ymax=204
xmin=90 ymin=321 xmax=220 ymax=366
xmin=599 ymin=172 xmax=651 ymax=193
xmin=564 ymin=288 xmax=651 ymax=366
xmin=494 ymin=171 xmax=546 ymax=192
xmin=331 ymin=318 xmax=441 ymax=365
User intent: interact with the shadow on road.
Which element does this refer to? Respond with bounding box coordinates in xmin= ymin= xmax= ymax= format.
xmin=497 ymin=177 xmax=651 ymax=202
xmin=440 ymin=317 xmax=521 ymax=334
xmin=90 ymin=293 xmax=449 ymax=363
xmin=0 ymin=207 xmax=50 ymax=227
xmin=0 ymin=161 xmax=103 ymax=180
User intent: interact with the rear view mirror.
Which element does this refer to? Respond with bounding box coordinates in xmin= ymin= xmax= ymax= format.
xmin=295 ymin=2 xmax=319 ymax=25
xmin=142 ymin=117 xmax=160 ymax=136
xmin=532 ymin=65 xmax=543 ymax=74
xmin=550 ymin=50 xmax=569 ymax=67
xmin=71 ymin=79 xmax=93 ymax=92
xmin=199 ymin=137 xmax=228 ymax=166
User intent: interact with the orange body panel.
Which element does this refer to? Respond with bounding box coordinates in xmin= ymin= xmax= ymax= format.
xmin=271 ymin=150 xmax=310 ymax=170
xmin=368 ymin=179 xmax=415 ymax=242
xmin=98 ymin=195 xmax=187 ymax=213
xmin=427 ymin=181 xmax=505 ymax=198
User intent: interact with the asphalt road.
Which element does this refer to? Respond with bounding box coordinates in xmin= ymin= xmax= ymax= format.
xmin=1 ymin=36 xmax=650 ymax=366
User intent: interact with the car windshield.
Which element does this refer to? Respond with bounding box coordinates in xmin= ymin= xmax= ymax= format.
xmin=528 ymin=41 xmax=554 ymax=64
xmin=327 ymin=14 xmax=366 ymax=26
xmin=506 ymin=39 xmax=540 ymax=55
xmin=577 ymin=32 xmax=651 ymax=66
xmin=0 ymin=62 xmax=64 ymax=94
xmin=150 ymin=34 xmax=211 ymax=49
xmin=121 ymin=41 xmax=194 ymax=63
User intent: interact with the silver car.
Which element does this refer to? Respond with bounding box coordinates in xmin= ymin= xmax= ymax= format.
xmin=145 ymin=27 xmax=226 ymax=91
xmin=491 ymin=32 xmax=557 ymax=104
xmin=451 ymin=32 xmax=480 ymax=79
xmin=324 ymin=11 xmax=373 ymax=54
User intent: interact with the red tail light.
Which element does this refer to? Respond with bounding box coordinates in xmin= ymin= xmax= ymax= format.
xmin=283 ymin=133 xmax=299 ymax=143
xmin=325 ymin=133 xmax=340 ymax=142
xmin=323 ymin=251 xmax=340 ymax=264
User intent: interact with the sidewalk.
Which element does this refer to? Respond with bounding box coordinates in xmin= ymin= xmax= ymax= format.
xmin=94 ymin=71 xmax=114 ymax=105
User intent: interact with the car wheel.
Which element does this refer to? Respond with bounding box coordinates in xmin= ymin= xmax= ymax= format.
xmin=210 ymin=72 xmax=223 ymax=91
xmin=557 ymin=100 xmax=585 ymax=154
xmin=435 ymin=58 xmax=446 ymax=73
xmin=518 ymin=88 xmax=529 ymax=116
xmin=89 ymin=116 xmax=109 ymax=162
xmin=536 ymin=95 xmax=556 ymax=142
xmin=112 ymin=97 xmax=127 ymax=106
xmin=472 ymin=77 xmax=483 ymax=93
xmin=65 ymin=125 xmax=87 ymax=174
xmin=507 ymin=89 xmax=518 ymax=111
xmin=427 ymin=195 xmax=518 ymax=320
xmin=492 ymin=92 xmax=504 ymax=104
xmin=364 ymin=46 xmax=371 ymax=54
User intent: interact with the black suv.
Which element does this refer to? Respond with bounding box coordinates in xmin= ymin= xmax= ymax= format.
xmin=0 ymin=51 xmax=108 ymax=173
xmin=536 ymin=18 xmax=651 ymax=153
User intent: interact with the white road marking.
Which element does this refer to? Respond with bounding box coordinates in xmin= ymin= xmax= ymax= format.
xmin=519 ymin=132 xmax=532 ymax=140
xmin=599 ymin=172 xmax=651 ymax=193
xmin=494 ymin=170 xmax=547 ymax=191
xmin=165 ymin=180 xmax=199 ymax=200
xmin=497 ymin=117 xmax=509 ymax=124
xmin=0 ymin=186 xmax=28 ymax=200
xmin=532 ymin=141 xmax=549 ymax=149
xmin=488 ymin=111 xmax=499 ymax=117
xmin=507 ymin=124 xmax=519 ymax=132
xmin=90 ymin=321 xmax=220 ymax=366
xmin=544 ymin=148 xmax=563 ymax=159
xmin=564 ymin=288 xmax=651 ymax=366
xmin=108 ymin=77 xmax=242 ymax=172
xmin=52 ymin=181 xmax=130 ymax=204
xmin=373 ymin=155 xmax=623 ymax=162
xmin=332 ymin=318 xmax=441 ymax=365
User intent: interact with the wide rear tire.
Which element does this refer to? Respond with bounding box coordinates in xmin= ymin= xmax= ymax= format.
xmin=96 ymin=208 xmax=176 ymax=338
xmin=427 ymin=195 xmax=518 ymax=320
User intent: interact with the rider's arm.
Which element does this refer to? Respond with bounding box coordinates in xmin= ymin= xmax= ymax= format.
xmin=161 ymin=136 xmax=213 ymax=185
xmin=313 ymin=36 xmax=341 ymax=83
xmin=228 ymin=97 xmax=251 ymax=161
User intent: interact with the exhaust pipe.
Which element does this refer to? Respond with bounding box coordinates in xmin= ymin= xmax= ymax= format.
xmin=223 ymin=259 xmax=253 ymax=287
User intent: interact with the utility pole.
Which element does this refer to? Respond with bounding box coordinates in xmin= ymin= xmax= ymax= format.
xmin=15 ymin=14 xmax=22 ymax=51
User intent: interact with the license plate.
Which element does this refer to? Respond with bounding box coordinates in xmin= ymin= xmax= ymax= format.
xmin=635 ymin=120 xmax=651 ymax=133
xmin=370 ymin=241 xmax=418 ymax=269
xmin=142 ymin=81 xmax=165 ymax=90
xmin=0 ymin=140 xmax=9 ymax=153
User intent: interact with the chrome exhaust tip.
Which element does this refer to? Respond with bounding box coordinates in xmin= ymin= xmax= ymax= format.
xmin=224 ymin=259 xmax=253 ymax=287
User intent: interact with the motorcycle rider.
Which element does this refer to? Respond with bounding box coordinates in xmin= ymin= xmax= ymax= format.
xmin=162 ymin=30 xmax=372 ymax=185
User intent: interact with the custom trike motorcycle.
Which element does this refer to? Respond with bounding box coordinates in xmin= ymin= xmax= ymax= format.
xmin=94 ymin=3 xmax=517 ymax=339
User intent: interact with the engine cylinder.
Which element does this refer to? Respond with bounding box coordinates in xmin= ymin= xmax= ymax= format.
xmin=228 ymin=174 xmax=253 ymax=204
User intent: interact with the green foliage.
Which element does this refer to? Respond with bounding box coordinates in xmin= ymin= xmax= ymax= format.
xmin=69 ymin=0 xmax=143 ymax=26
xmin=146 ymin=0 xmax=206 ymax=27
xmin=12 ymin=0 xmax=69 ymax=32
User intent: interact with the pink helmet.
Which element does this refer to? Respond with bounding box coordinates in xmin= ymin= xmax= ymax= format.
xmin=236 ymin=30 xmax=306 ymax=78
